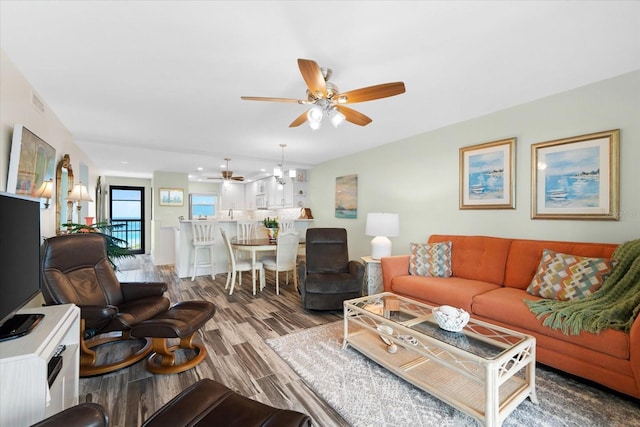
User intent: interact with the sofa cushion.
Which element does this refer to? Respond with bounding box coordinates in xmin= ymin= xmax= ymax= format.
xmin=409 ymin=241 xmax=452 ymax=277
xmin=428 ymin=235 xmax=511 ymax=285
xmin=471 ymin=287 xmax=629 ymax=359
xmin=503 ymin=239 xmax=618 ymax=290
xmin=527 ymin=249 xmax=615 ymax=300
xmin=391 ymin=275 xmax=499 ymax=312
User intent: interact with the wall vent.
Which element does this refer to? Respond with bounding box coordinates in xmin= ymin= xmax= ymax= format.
xmin=31 ymin=90 xmax=45 ymax=113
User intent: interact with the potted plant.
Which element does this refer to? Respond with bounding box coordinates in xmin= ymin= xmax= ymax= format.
xmin=262 ymin=217 xmax=279 ymax=241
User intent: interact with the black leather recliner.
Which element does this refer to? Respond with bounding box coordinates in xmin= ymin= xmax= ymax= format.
xmin=297 ymin=228 xmax=364 ymax=310
xmin=41 ymin=233 xmax=171 ymax=376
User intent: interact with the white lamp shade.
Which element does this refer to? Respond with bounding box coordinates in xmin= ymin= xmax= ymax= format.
xmin=329 ymin=107 xmax=346 ymax=127
xmin=366 ymin=213 xmax=400 ymax=260
xmin=34 ymin=179 xmax=53 ymax=199
xmin=365 ymin=213 xmax=400 ymax=237
xmin=67 ymin=183 xmax=93 ymax=202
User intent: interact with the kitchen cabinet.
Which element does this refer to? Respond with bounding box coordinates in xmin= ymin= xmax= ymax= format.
xmin=244 ymin=181 xmax=257 ymax=210
xmin=220 ymin=182 xmax=245 ymax=210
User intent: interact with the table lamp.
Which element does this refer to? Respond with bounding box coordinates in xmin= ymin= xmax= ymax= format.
xmin=67 ymin=182 xmax=93 ymax=223
xmin=365 ymin=212 xmax=400 ymax=260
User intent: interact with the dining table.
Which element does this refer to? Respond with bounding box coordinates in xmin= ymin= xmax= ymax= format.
xmin=230 ymin=237 xmax=305 ymax=294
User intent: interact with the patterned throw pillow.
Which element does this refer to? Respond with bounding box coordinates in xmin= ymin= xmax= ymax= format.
xmin=527 ymin=249 xmax=616 ymax=301
xmin=409 ymin=241 xmax=452 ymax=277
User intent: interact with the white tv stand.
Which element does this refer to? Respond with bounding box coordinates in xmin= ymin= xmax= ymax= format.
xmin=0 ymin=304 xmax=80 ymax=426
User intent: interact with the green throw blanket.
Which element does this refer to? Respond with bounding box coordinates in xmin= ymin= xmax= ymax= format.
xmin=525 ymin=238 xmax=640 ymax=335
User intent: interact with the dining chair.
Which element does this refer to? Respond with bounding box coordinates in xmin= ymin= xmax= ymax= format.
xmin=261 ymin=230 xmax=299 ymax=295
xmin=235 ymin=220 xmax=256 ymax=260
xmin=220 ymin=229 xmax=264 ymax=295
xmin=191 ymin=220 xmax=217 ymax=281
xmin=278 ymin=220 xmax=295 ymax=233
xmin=236 ymin=221 xmax=256 ymax=239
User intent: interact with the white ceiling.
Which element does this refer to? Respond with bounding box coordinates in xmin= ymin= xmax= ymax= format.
xmin=2 ymin=1 xmax=639 ymax=182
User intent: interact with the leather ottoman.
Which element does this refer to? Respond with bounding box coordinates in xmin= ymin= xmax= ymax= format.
xmin=130 ymin=300 xmax=215 ymax=374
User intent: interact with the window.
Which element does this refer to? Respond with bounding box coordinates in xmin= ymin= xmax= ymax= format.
xmin=189 ymin=193 xmax=217 ymax=219
xmin=109 ymin=186 xmax=145 ymax=254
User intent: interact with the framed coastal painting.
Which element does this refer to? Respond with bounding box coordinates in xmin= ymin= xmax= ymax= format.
xmin=159 ymin=188 xmax=184 ymax=206
xmin=7 ymin=124 xmax=56 ymax=197
xmin=459 ymin=138 xmax=516 ymax=209
xmin=531 ymin=129 xmax=619 ymax=220
xmin=335 ymin=174 xmax=357 ymax=218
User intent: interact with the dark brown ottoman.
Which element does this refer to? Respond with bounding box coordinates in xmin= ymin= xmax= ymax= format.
xmin=130 ymin=301 xmax=215 ymax=374
xmin=142 ymin=379 xmax=312 ymax=427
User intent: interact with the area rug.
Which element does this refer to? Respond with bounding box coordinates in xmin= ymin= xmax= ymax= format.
xmin=267 ymin=321 xmax=639 ymax=427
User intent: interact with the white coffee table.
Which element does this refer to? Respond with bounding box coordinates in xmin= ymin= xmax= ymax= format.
xmin=343 ymin=292 xmax=537 ymax=427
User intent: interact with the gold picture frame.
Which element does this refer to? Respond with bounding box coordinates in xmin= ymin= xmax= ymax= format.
xmin=459 ymin=138 xmax=516 ymax=209
xmin=159 ymin=188 xmax=184 ymax=206
xmin=531 ymin=129 xmax=619 ymax=220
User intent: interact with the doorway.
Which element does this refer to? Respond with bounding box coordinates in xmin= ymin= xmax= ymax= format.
xmin=109 ymin=186 xmax=145 ymax=254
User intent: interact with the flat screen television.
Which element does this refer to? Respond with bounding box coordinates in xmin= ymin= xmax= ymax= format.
xmin=0 ymin=191 xmax=44 ymax=341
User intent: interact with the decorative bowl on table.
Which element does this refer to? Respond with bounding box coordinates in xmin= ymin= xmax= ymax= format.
xmin=432 ymin=305 xmax=470 ymax=332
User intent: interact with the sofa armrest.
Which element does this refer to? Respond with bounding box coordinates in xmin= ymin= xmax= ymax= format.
xmin=348 ymin=260 xmax=365 ymax=283
xmin=630 ymin=313 xmax=640 ymax=394
xmin=380 ymin=255 xmax=410 ymax=292
xmin=30 ymin=402 xmax=108 ymax=427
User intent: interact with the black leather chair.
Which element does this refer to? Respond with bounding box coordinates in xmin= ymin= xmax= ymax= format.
xmin=297 ymin=228 xmax=364 ymax=310
xmin=31 ymin=379 xmax=312 ymax=427
xmin=41 ymin=233 xmax=171 ymax=376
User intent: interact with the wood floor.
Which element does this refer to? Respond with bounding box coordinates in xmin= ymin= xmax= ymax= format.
xmin=79 ymin=256 xmax=349 ymax=427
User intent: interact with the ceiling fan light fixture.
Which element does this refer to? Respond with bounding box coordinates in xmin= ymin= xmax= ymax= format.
xmin=328 ymin=107 xmax=346 ymax=128
xmin=308 ymin=120 xmax=321 ymax=130
xmin=273 ymin=166 xmax=282 ymax=178
xmin=289 ymin=168 xmax=296 ymax=178
xmin=307 ymin=105 xmax=323 ymax=124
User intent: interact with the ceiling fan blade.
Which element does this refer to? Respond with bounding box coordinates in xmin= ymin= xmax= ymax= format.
xmin=241 ymin=96 xmax=303 ymax=103
xmin=337 ymin=82 xmax=406 ymax=104
xmin=298 ymin=58 xmax=327 ymax=98
xmin=336 ymin=106 xmax=372 ymax=126
xmin=231 ymin=176 xmax=245 ymax=181
xmin=289 ymin=110 xmax=309 ymax=127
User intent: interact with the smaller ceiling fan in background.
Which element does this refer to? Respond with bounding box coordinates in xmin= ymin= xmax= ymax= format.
xmin=208 ymin=158 xmax=244 ymax=182
xmin=241 ymin=58 xmax=405 ymax=129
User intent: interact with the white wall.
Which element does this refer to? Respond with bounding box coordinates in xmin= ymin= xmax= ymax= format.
xmin=1 ymin=50 xmax=98 ymax=237
xmin=308 ymin=71 xmax=640 ymax=259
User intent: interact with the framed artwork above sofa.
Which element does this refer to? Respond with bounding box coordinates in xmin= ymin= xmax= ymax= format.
xmin=459 ymin=137 xmax=516 ymax=210
xmin=531 ymin=129 xmax=620 ymax=220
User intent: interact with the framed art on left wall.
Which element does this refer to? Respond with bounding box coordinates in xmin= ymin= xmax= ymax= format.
xmin=7 ymin=124 xmax=56 ymax=197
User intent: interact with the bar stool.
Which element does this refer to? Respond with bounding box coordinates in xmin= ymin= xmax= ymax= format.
xmin=191 ymin=220 xmax=217 ymax=281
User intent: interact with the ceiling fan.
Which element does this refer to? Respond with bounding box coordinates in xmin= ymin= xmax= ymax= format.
xmin=241 ymin=58 xmax=405 ymax=128
xmin=209 ymin=158 xmax=244 ymax=181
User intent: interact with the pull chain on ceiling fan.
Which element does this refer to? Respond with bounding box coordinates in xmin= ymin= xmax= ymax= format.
xmin=241 ymin=58 xmax=405 ymax=129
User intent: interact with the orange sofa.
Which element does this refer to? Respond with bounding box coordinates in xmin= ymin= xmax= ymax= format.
xmin=381 ymin=234 xmax=640 ymax=399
